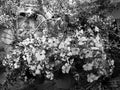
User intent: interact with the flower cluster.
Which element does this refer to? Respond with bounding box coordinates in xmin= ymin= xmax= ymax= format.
xmin=3 ymin=25 xmax=114 ymax=83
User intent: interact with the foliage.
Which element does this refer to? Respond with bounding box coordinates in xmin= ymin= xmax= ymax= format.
xmin=0 ymin=0 xmax=119 ymax=90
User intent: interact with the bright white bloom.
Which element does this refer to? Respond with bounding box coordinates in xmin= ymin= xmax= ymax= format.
xmin=69 ymin=0 xmax=76 ymax=6
xmin=41 ymin=36 xmax=46 ymax=43
xmin=75 ymin=30 xmax=83 ymax=37
xmin=26 ymin=55 xmax=32 ymax=64
xmin=83 ymin=62 xmax=93 ymax=71
xmin=6 ymin=54 xmax=11 ymax=59
xmin=35 ymin=69 xmax=41 ymax=74
xmin=79 ymin=0 xmax=91 ymax=3
xmin=37 ymin=64 xmax=43 ymax=70
xmin=94 ymin=26 xmax=99 ymax=32
xmin=85 ymin=51 xmax=93 ymax=58
xmin=29 ymin=65 xmax=36 ymax=70
xmin=80 ymin=37 xmax=88 ymax=41
xmin=65 ymin=37 xmax=72 ymax=45
xmin=48 ymin=37 xmax=59 ymax=47
xmin=62 ymin=63 xmax=71 ymax=73
xmin=35 ymin=51 xmax=46 ymax=61
xmin=78 ymin=41 xmax=84 ymax=45
xmin=71 ymin=48 xmax=80 ymax=55
xmin=60 ymin=52 xmax=66 ymax=58
xmin=87 ymin=73 xmax=99 ymax=83
xmin=14 ymin=63 xmax=19 ymax=69
xmin=46 ymin=71 xmax=54 ymax=80
xmin=41 ymin=50 xmax=46 ymax=54
xmin=23 ymin=55 xmax=27 ymax=60
xmin=93 ymin=34 xmax=103 ymax=48
xmin=59 ymin=42 xmax=65 ymax=49
xmin=91 ymin=47 xmax=99 ymax=50
xmin=31 ymin=47 xmax=36 ymax=53
xmin=67 ymin=52 xmax=72 ymax=56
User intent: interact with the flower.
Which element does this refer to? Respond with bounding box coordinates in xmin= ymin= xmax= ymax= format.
xmin=29 ymin=65 xmax=36 ymax=70
xmin=46 ymin=71 xmax=54 ymax=80
xmin=37 ymin=64 xmax=43 ymax=70
xmin=14 ymin=63 xmax=20 ymax=69
xmin=94 ymin=26 xmax=99 ymax=32
xmin=35 ymin=69 xmax=41 ymax=75
xmin=26 ymin=55 xmax=32 ymax=64
xmin=62 ymin=63 xmax=71 ymax=73
xmin=35 ymin=50 xmax=46 ymax=61
xmin=48 ymin=37 xmax=59 ymax=47
xmin=71 ymin=48 xmax=80 ymax=55
xmin=83 ymin=62 xmax=93 ymax=71
xmin=87 ymin=73 xmax=100 ymax=83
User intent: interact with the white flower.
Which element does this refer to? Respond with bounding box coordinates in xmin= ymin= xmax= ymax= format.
xmin=23 ymin=55 xmax=27 ymax=60
xmin=37 ymin=64 xmax=43 ymax=70
xmin=67 ymin=52 xmax=72 ymax=56
xmin=41 ymin=50 xmax=46 ymax=54
xmin=46 ymin=71 xmax=54 ymax=80
xmin=35 ymin=51 xmax=45 ymax=61
xmin=71 ymin=48 xmax=80 ymax=55
xmin=31 ymin=47 xmax=36 ymax=53
xmin=94 ymin=26 xmax=99 ymax=32
xmin=91 ymin=47 xmax=99 ymax=50
xmin=87 ymin=73 xmax=99 ymax=83
xmin=26 ymin=55 xmax=32 ymax=64
xmin=14 ymin=63 xmax=19 ymax=69
xmin=41 ymin=36 xmax=46 ymax=43
xmin=35 ymin=69 xmax=41 ymax=74
xmin=78 ymin=37 xmax=87 ymax=45
xmin=6 ymin=54 xmax=11 ymax=59
xmin=59 ymin=42 xmax=65 ymax=49
xmin=83 ymin=63 xmax=93 ymax=71
xmin=84 ymin=50 xmax=93 ymax=58
xmin=65 ymin=37 xmax=72 ymax=45
xmin=75 ymin=30 xmax=83 ymax=37
xmin=62 ymin=63 xmax=71 ymax=73
xmin=93 ymin=34 xmax=103 ymax=48
xmin=81 ymin=37 xmax=88 ymax=41
xmin=60 ymin=53 xmax=66 ymax=57
xmin=29 ymin=65 xmax=36 ymax=70
xmin=111 ymin=60 xmax=114 ymax=66
xmin=69 ymin=0 xmax=76 ymax=6
xmin=78 ymin=41 xmax=84 ymax=45
xmin=48 ymin=37 xmax=59 ymax=47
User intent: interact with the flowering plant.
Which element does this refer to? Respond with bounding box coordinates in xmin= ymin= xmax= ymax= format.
xmin=0 ymin=0 xmax=117 ymax=89
xmin=3 ymin=23 xmax=114 ymax=83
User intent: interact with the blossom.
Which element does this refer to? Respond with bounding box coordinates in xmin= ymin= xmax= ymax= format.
xmin=35 ymin=50 xmax=46 ymax=61
xmin=37 ymin=64 xmax=43 ymax=70
xmin=46 ymin=71 xmax=54 ymax=80
xmin=48 ymin=37 xmax=59 ymax=47
xmin=93 ymin=34 xmax=103 ymax=48
xmin=59 ymin=42 xmax=66 ymax=49
xmin=75 ymin=30 xmax=83 ymax=37
xmin=87 ymin=73 xmax=99 ymax=83
xmin=41 ymin=36 xmax=47 ymax=43
xmin=94 ymin=26 xmax=99 ymax=32
xmin=62 ymin=63 xmax=71 ymax=73
xmin=65 ymin=37 xmax=72 ymax=45
xmin=29 ymin=65 xmax=36 ymax=70
xmin=23 ymin=55 xmax=27 ymax=60
xmin=35 ymin=69 xmax=41 ymax=74
xmin=71 ymin=48 xmax=80 ymax=55
xmin=83 ymin=62 xmax=93 ymax=71
xmin=14 ymin=63 xmax=20 ymax=69
xmin=26 ymin=55 xmax=32 ymax=64
xmin=78 ymin=41 xmax=84 ymax=45
xmin=68 ymin=0 xmax=76 ymax=6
